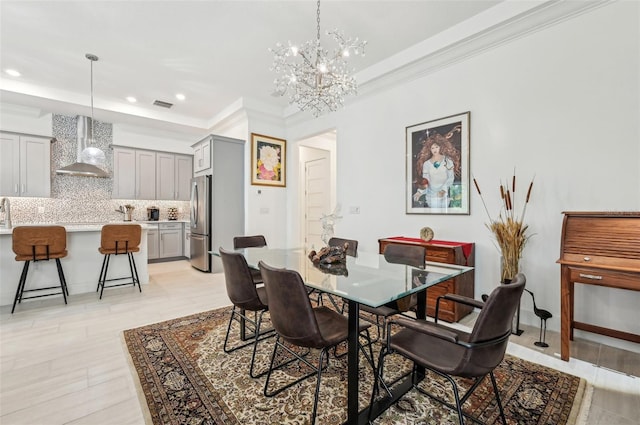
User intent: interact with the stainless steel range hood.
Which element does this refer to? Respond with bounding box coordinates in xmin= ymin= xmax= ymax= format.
xmin=56 ymin=116 xmax=109 ymax=178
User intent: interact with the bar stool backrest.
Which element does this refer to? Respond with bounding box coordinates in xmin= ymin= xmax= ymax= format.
xmin=12 ymin=226 xmax=67 ymax=261
xmin=100 ymin=224 xmax=141 ymax=255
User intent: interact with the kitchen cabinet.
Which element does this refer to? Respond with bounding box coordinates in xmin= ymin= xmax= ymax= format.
xmin=112 ymin=147 xmax=156 ymax=200
xmin=159 ymin=222 xmax=183 ymax=258
xmin=156 ymin=152 xmax=192 ymax=201
xmin=136 ymin=150 xmax=156 ymax=200
xmin=184 ymin=227 xmax=190 ymax=258
xmin=147 ymin=227 xmax=159 ymax=260
xmin=0 ymin=132 xmax=51 ymax=197
xmin=147 ymin=222 xmax=184 ymax=262
xmin=378 ymin=237 xmax=475 ymax=323
xmin=192 ymin=137 xmax=211 ymax=175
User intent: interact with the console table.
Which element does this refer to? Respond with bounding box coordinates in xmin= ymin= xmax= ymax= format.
xmin=378 ymin=237 xmax=475 ymax=322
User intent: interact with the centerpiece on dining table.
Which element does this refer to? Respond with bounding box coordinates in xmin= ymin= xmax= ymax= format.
xmin=308 ymin=242 xmax=350 ymax=276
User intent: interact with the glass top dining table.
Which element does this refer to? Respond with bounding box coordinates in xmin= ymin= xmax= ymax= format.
xmin=212 ymin=247 xmax=474 ymax=424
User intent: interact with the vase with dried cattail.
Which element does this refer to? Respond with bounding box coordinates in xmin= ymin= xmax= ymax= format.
xmin=473 ymin=171 xmax=534 ymax=283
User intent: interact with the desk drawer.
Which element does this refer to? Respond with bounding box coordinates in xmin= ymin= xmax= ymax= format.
xmin=426 ymin=247 xmax=454 ymax=263
xmin=569 ymin=267 xmax=640 ymax=291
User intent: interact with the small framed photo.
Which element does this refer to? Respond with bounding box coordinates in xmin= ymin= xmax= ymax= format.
xmin=406 ymin=111 xmax=470 ymax=215
xmin=251 ymin=133 xmax=286 ymax=187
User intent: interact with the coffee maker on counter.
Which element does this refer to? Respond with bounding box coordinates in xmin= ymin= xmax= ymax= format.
xmin=147 ymin=207 xmax=159 ymax=221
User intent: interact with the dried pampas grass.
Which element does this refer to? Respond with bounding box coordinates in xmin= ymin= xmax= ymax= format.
xmin=474 ymin=171 xmax=534 ymax=282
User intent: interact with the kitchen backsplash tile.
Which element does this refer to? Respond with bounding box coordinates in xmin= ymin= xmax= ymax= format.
xmin=52 ymin=114 xmax=113 ymax=199
xmin=6 ymin=198 xmax=189 ymax=224
xmin=5 ymin=113 xmax=190 ymax=225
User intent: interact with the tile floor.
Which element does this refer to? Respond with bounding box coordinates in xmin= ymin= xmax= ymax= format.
xmin=0 ymin=260 xmax=638 ymax=424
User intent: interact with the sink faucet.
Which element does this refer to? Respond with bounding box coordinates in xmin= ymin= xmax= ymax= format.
xmin=0 ymin=197 xmax=11 ymax=229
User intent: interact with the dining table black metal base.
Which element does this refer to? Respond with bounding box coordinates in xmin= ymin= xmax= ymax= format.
xmin=344 ymin=292 xmax=428 ymax=424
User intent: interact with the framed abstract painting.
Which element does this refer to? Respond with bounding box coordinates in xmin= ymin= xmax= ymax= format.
xmin=406 ymin=111 xmax=470 ymax=215
xmin=251 ymin=133 xmax=286 ymax=187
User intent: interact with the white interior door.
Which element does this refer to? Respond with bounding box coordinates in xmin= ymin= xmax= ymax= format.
xmin=305 ymin=155 xmax=330 ymax=250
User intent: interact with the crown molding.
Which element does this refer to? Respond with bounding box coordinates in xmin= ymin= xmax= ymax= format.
xmin=355 ymin=0 xmax=613 ymax=101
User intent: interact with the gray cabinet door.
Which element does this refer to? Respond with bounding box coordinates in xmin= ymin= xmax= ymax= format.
xmin=156 ymin=152 xmax=175 ymax=200
xmin=175 ymin=155 xmax=192 ymax=201
xmin=136 ymin=150 xmax=156 ymax=200
xmin=147 ymin=229 xmax=159 ymax=260
xmin=112 ymin=147 xmax=136 ymax=199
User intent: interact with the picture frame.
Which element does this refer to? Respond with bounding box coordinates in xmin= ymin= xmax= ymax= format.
xmin=406 ymin=111 xmax=470 ymax=215
xmin=251 ymin=133 xmax=286 ymax=187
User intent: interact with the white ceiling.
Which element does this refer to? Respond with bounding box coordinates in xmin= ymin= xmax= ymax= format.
xmin=0 ymin=1 xmax=504 ymax=135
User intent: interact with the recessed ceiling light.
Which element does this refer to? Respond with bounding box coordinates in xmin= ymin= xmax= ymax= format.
xmin=5 ymin=69 xmax=21 ymax=77
xmin=126 ymin=96 xmax=137 ymax=103
xmin=175 ymin=93 xmax=186 ymax=101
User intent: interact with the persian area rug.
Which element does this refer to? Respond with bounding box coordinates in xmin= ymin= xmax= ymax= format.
xmin=123 ymin=306 xmax=589 ymax=425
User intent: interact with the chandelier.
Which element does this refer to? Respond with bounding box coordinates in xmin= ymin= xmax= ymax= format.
xmin=269 ymin=0 xmax=367 ymax=117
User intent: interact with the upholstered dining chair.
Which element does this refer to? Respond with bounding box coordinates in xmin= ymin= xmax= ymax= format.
xmin=219 ymin=247 xmax=273 ymax=378
xmin=97 ymin=224 xmax=142 ymax=299
xmin=371 ymin=273 xmax=526 ymax=425
xmin=11 ymin=225 xmax=69 ymax=313
xmin=233 ymin=235 xmax=267 ymax=285
xmin=359 ymin=243 xmax=427 ymax=340
xmin=259 ymin=260 xmax=375 ymax=425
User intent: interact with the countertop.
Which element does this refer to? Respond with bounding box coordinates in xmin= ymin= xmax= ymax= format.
xmin=0 ymin=221 xmax=184 ymax=235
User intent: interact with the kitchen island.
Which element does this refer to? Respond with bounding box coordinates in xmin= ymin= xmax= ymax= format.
xmin=0 ymin=222 xmax=151 ymax=307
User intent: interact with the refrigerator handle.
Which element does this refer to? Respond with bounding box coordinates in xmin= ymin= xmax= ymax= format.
xmin=190 ymin=180 xmax=198 ymax=227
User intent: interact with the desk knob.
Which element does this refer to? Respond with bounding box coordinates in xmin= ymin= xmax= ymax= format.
xmin=583 ymin=257 xmax=591 ymax=262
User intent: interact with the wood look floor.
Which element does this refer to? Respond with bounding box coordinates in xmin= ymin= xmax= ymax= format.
xmin=1 ymin=260 xmax=638 ymax=425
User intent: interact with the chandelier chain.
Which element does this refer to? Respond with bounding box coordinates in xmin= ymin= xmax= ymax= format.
xmin=316 ymin=0 xmax=321 ymax=43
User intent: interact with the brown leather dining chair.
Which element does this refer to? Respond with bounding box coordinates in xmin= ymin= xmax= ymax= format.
xmin=11 ymin=225 xmax=69 ymax=313
xmin=371 ymin=273 xmax=526 ymax=425
xmin=219 ymin=247 xmax=273 ymax=378
xmin=233 ymin=235 xmax=267 ymax=285
xmin=259 ymin=260 xmax=375 ymax=425
xmin=97 ymin=224 xmax=142 ymax=299
xmin=359 ymin=243 xmax=427 ymax=339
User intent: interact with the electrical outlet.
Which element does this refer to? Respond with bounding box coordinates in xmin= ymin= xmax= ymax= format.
xmin=349 ymin=206 xmax=360 ymax=214
xmin=260 ymin=207 xmax=269 ymax=214
xmin=38 ymin=206 xmax=45 ymax=214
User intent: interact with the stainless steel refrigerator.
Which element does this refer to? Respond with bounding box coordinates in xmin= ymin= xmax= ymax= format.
xmin=190 ymin=175 xmax=211 ymax=272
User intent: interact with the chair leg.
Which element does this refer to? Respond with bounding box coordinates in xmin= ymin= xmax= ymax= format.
xmin=97 ymin=254 xmax=108 ymax=292
xmin=127 ymin=252 xmax=142 ymax=293
xmin=223 ymin=306 xmax=274 ymax=377
xmin=55 ymin=259 xmax=68 ymax=305
xmin=249 ymin=310 xmax=271 ymax=378
xmin=310 ymin=347 xmax=330 ymax=425
xmin=99 ymin=254 xmax=111 ymax=299
xmin=12 ymin=261 xmax=30 ymax=314
xmin=489 ymin=371 xmax=508 ymax=425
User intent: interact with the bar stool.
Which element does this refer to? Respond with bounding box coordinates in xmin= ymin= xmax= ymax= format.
xmin=11 ymin=226 xmax=69 ymax=313
xmin=97 ymin=224 xmax=142 ymax=299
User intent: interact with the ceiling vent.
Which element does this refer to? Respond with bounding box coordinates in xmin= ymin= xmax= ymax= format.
xmin=153 ymin=100 xmax=173 ymax=108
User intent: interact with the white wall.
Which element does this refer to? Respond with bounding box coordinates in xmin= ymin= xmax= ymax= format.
xmin=0 ymin=104 xmax=52 ymax=136
xmin=113 ymin=124 xmax=194 ymax=154
xmin=286 ymin=1 xmax=640 ymax=351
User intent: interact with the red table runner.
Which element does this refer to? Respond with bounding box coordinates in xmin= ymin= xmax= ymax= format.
xmin=386 ymin=236 xmax=473 ymax=263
